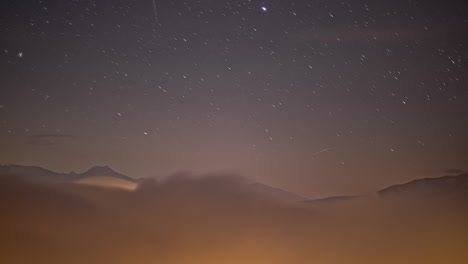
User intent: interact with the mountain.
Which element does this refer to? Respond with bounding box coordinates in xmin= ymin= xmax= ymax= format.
xmin=79 ymin=166 xmax=134 ymax=182
xmin=303 ymin=173 xmax=468 ymax=206
xmin=0 ymin=165 xmax=79 ymax=183
xmin=0 ymin=165 xmax=136 ymax=189
xmin=378 ymin=173 xmax=468 ymax=199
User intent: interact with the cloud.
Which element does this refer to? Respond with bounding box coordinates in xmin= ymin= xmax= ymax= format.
xmin=445 ymin=169 xmax=466 ymax=175
xmin=26 ymin=134 xmax=75 ymax=146
xmin=0 ymin=172 xmax=467 ymax=264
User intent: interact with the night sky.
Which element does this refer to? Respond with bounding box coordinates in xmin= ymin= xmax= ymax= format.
xmin=1 ymin=0 xmax=467 ymax=197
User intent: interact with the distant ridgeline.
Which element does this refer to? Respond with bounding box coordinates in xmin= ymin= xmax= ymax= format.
xmin=0 ymin=165 xmax=137 ymax=190
xmin=1 ymin=164 xmax=467 ymax=203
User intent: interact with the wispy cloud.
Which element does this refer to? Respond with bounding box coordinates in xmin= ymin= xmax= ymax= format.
xmin=26 ymin=134 xmax=75 ymax=146
xmin=444 ymin=169 xmax=466 ymax=175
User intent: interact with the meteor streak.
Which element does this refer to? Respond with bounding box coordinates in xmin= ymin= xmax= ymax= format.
xmin=312 ymin=148 xmax=332 ymax=156
xmin=152 ymin=0 xmax=162 ymax=26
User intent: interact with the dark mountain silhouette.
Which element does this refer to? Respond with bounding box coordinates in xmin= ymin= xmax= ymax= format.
xmin=0 ymin=165 xmax=78 ymax=183
xmin=378 ymin=173 xmax=468 ymax=199
xmin=79 ymin=166 xmax=134 ymax=182
xmin=0 ymin=164 xmax=136 ymax=184
xmin=304 ymin=173 xmax=468 ymax=205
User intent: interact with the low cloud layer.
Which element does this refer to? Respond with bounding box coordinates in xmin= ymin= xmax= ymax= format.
xmin=445 ymin=169 xmax=467 ymax=174
xmin=1 ymin=173 xmax=468 ymax=264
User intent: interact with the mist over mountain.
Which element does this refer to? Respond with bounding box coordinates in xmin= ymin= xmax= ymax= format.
xmin=1 ymin=166 xmax=468 ymax=263
xmin=2 ymin=164 xmax=468 ymax=203
xmin=0 ymin=165 xmax=307 ymax=202
xmin=0 ymin=164 xmax=138 ymax=190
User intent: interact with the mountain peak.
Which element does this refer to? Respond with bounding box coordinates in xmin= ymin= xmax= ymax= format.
xmin=85 ymin=165 xmax=114 ymax=174
xmin=81 ymin=166 xmax=135 ymax=182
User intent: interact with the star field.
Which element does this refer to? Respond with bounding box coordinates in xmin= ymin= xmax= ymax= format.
xmin=1 ymin=0 xmax=467 ymax=197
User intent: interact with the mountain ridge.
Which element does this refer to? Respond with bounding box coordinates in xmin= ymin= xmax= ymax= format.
xmin=303 ymin=173 xmax=468 ymax=204
xmin=1 ymin=164 xmax=467 ymax=202
xmin=0 ymin=164 xmax=136 ymax=183
xmin=378 ymin=173 xmax=468 ymax=197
